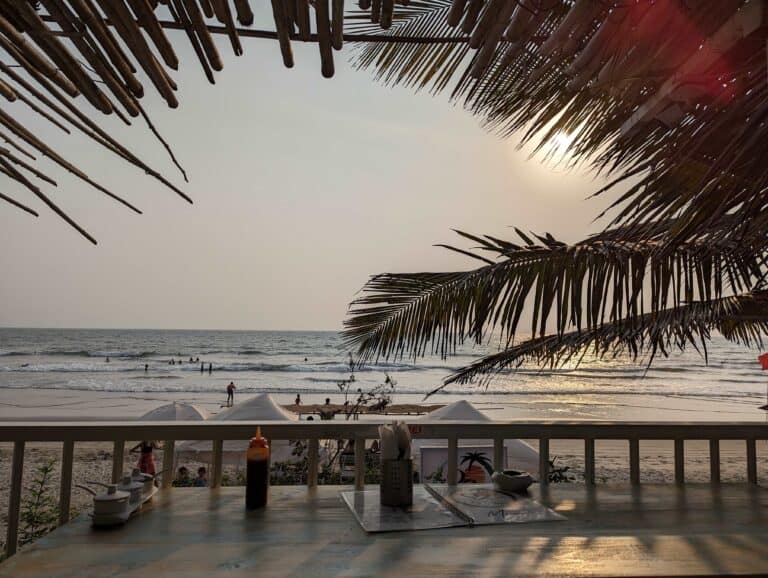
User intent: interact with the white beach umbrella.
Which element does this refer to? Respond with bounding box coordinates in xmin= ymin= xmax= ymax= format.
xmin=140 ymin=402 xmax=209 ymax=421
xmin=175 ymin=393 xmax=303 ymax=467
xmin=412 ymin=400 xmax=540 ymax=480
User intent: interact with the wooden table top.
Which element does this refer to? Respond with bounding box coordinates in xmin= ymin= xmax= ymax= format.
xmin=3 ymin=483 xmax=768 ymax=577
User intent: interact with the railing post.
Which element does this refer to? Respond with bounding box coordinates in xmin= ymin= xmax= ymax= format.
xmin=162 ymin=440 xmax=176 ymax=489
xmin=584 ymin=438 xmax=595 ymax=485
xmin=354 ymin=435 xmax=365 ymax=491
xmin=447 ymin=436 xmax=458 ymax=485
xmin=493 ymin=436 xmax=504 ymax=473
xmin=211 ymin=439 xmax=223 ymax=489
xmin=629 ymin=438 xmax=640 ymax=485
xmin=746 ymin=438 xmax=757 ymax=485
xmin=307 ymin=438 xmax=319 ymax=487
xmin=59 ymin=440 xmax=74 ymax=525
xmin=674 ymin=439 xmax=685 ymax=485
xmin=111 ymin=440 xmax=125 ymax=483
xmin=6 ymin=440 xmax=25 ymax=559
xmin=709 ymin=439 xmax=720 ymax=484
xmin=539 ymin=438 xmax=550 ymax=485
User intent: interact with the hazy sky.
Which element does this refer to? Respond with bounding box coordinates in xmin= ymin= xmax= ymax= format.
xmin=1 ymin=11 xmax=616 ymax=331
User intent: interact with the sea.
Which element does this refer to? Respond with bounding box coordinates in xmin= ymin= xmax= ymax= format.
xmin=1 ymin=328 xmax=767 ymax=421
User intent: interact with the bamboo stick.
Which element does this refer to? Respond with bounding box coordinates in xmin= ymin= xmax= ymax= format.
xmin=470 ymin=0 xmax=514 ymax=78
xmin=0 ymin=13 xmax=79 ymax=98
xmin=181 ymin=0 xmax=223 ymax=71
xmin=209 ymin=0 xmax=243 ymax=55
xmin=381 ymin=0 xmax=394 ymax=29
xmin=8 ymin=0 xmax=113 ymax=114
xmin=0 ymin=147 xmax=58 ymax=186
xmin=447 ymin=0 xmax=468 ymax=28
xmin=0 ymin=155 xmax=97 ymax=244
xmin=38 ymin=0 xmax=141 ymax=117
xmin=127 ymin=0 xmax=180 ymax=69
xmin=271 ymin=0 xmax=295 ymax=68
xmin=371 ymin=0 xmax=381 ymax=24
xmin=315 ymin=0 xmax=334 ymax=78
xmin=332 ymin=0 xmax=344 ymax=50
xmin=0 ymin=190 xmax=38 ymax=216
xmin=199 ymin=0 xmax=214 ymax=18
xmin=233 ymin=0 xmax=254 ymax=26
xmin=461 ymin=0 xmax=483 ymax=35
xmin=0 ymin=79 xmax=16 ymax=101
xmin=0 ymin=58 xmax=190 ymax=200
xmin=297 ymin=0 xmax=311 ymax=41
xmin=168 ymin=0 xmax=215 ymax=84
xmin=0 ymin=130 xmax=36 ymax=160
xmin=93 ymin=0 xmax=179 ymax=106
xmin=68 ymin=0 xmax=143 ymax=97
xmin=0 ymin=108 xmax=143 ymax=215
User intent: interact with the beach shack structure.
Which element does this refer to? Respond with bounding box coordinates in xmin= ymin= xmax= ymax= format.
xmin=5 ymin=1 xmax=768 ymax=576
xmin=175 ymin=393 xmax=303 ymax=466
xmin=412 ymin=400 xmax=539 ymax=481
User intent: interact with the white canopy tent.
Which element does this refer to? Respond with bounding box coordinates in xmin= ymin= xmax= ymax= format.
xmin=412 ymin=400 xmax=539 ymax=480
xmin=140 ymin=402 xmax=209 ymax=421
xmin=175 ymin=393 xmax=301 ymax=467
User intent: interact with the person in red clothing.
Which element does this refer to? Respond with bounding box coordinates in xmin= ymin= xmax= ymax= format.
xmin=226 ymin=381 xmax=236 ymax=407
xmin=130 ymin=441 xmax=159 ymax=476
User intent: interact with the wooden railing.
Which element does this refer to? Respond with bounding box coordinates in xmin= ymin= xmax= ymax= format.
xmin=1 ymin=420 xmax=766 ymax=557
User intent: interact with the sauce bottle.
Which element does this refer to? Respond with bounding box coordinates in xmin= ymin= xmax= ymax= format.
xmin=246 ymin=427 xmax=270 ymax=509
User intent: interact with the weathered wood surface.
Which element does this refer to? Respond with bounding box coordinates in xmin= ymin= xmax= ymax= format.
xmin=2 ymin=484 xmax=768 ymax=577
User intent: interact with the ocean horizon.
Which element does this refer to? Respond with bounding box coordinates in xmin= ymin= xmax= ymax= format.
xmin=1 ymin=327 xmax=767 ymax=422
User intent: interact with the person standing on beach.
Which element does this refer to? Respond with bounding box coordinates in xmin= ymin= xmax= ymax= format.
xmin=200 ymin=362 xmax=204 ymax=373
xmin=130 ymin=440 xmax=159 ymax=476
xmin=226 ymin=381 xmax=236 ymax=407
xmin=295 ymin=394 xmax=301 ymax=406
xmin=144 ymin=363 xmax=148 ymax=372
xmin=208 ymin=362 xmax=213 ymax=375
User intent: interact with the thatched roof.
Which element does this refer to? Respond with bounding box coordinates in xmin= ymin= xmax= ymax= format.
xmin=2 ymin=1 xmax=766 ymax=247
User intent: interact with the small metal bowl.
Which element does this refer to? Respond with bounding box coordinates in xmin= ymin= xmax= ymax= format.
xmin=491 ymin=469 xmax=535 ymax=494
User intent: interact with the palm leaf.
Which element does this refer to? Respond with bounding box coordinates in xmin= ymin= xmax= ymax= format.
xmin=438 ymin=289 xmax=768 ymax=390
xmin=344 ymin=223 xmax=768 ymax=364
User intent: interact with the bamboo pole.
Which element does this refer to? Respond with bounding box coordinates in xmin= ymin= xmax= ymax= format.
xmin=127 ymin=0 xmax=180 ymax=69
xmin=233 ymin=0 xmax=254 ymax=26
xmin=0 ymin=107 xmax=143 ymax=216
xmin=68 ymin=0 xmax=144 ymax=97
xmin=381 ymin=0 xmax=394 ymax=30
xmin=447 ymin=0 xmax=468 ymax=27
xmin=181 ymin=0 xmax=223 ymax=71
xmin=461 ymin=0 xmax=483 ymax=35
xmin=38 ymin=0 xmax=141 ymax=117
xmin=0 ymin=79 xmax=15 ymax=102
xmin=0 ymin=57 xmax=186 ymax=197
xmin=9 ymin=0 xmax=114 ymax=113
xmin=209 ymin=0 xmax=243 ymax=55
xmin=315 ymin=0 xmax=334 ymax=78
xmin=331 ymin=0 xmax=344 ymax=50
xmin=0 ymin=190 xmax=38 ymax=216
xmin=168 ymin=0 xmax=215 ymax=84
xmin=93 ymin=0 xmax=179 ymax=107
xmin=296 ymin=0 xmax=311 ymax=41
xmin=0 ymin=13 xmax=79 ymax=97
xmin=271 ymin=0 xmax=295 ymax=68
xmin=0 ymin=147 xmax=58 ymax=186
xmin=58 ymin=440 xmax=74 ymax=525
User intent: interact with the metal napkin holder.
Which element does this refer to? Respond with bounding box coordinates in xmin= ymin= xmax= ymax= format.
xmin=380 ymin=459 xmax=413 ymax=507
